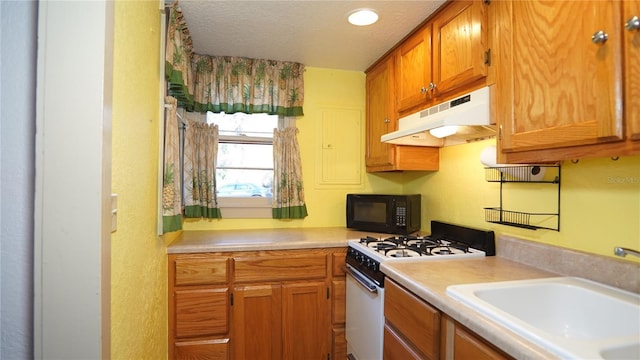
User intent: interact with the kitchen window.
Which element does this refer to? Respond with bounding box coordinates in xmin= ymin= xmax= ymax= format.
xmin=206 ymin=112 xmax=293 ymax=218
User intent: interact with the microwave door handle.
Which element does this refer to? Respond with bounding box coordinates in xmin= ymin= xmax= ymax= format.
xmin=346 ymin=264 xmax=379 ymax=293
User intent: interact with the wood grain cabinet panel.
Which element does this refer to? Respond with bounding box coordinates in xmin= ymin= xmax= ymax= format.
xmin=175 ymin=258 xmax=228 ymax=286
xmin=384 ymin=279 xmax=440 ymax=359
xmin=383 ymin=325 xmax=424 ymax=360
xmin=494 ymin=0 xmax=640 ymax=162
xmin=234 ymin=254 xmax=327 ymax=283
xmin=233 ymin=284 xmax=283 ymax=360
xmin=282 ymin=282 xmax=329 ymax=360
xmin=175 ymin=288 xmax=229 ymax=338
xmin=396 ymin=26 xmax=433 ymax=112
xmin=366 ymin=56 xmax=440 ymax=173
xmin=624 ymin=0 xmax=640 ymax=141
xmin=442 ymin=315 xmax=513 ymax=360
xmin=366 ymin=56 xmax=396 ymax=170
xmin=432 ymin=0 xmax=488 ymax=96
xmin=169 ymin=248 xmax=346 ymax=360
xmin=175 ymin=339 xmax=230 ymax=360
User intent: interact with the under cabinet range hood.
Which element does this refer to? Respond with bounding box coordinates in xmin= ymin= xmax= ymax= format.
xmin=381 ymin=86 xmax=496 ymax=147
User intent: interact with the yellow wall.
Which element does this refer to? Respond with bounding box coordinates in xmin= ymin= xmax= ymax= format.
xmin=111 ymin=1 xmax=170 ymax=358
xmin=403 ymin=139 xmax=640 ymax=262
xmin=183 ymin=67 xmax=403 ymax=230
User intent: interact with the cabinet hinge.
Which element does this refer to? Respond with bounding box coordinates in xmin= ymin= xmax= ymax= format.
xmin=230 ymin=293 xmax=234 ymax=306
xmin=484 ymin=49 xmax=492 ymax=66
xmin=326 ymin=287 xmax=330 ymax=299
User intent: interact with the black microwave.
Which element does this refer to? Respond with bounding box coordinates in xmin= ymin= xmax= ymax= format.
xmin=346 ymin=194 xmax=421 ymax=235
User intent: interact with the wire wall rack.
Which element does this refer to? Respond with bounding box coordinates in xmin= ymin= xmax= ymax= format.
xmin=484 ymin=165 xmax=561 ymax=231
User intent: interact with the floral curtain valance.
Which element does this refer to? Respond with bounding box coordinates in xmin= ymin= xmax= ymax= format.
xmin=191 ymin=55 xmax=304 ymax=116
xmin=166 ymin=1 xmax=304 ymax=116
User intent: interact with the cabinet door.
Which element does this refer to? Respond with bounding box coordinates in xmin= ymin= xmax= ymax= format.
xmin=625 ymin=0 xmax=640 ymax=140
xmin=432 ymin=0 xmax=488 ymax=96
xmin=233 ymin=284 xmax=282 ymax=360
xmin=281 ymin=281 xmax=329 ymax=360
xmin=397 ymin=26 xmax=433 ymax=112
xmin=499 ymin=1 xmax=623 ymax=153
xmin=366 ymin=57 xmax=395 ymax=169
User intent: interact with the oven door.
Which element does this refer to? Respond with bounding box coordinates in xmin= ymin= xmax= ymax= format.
xmin=345 ymin=264 xmax=385 ymax=360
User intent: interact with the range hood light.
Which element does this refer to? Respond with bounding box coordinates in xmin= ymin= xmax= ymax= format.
xmin=429 ymin=126 xmax=458 ymax=138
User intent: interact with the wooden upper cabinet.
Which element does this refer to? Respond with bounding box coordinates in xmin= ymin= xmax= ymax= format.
xmin=366 ymin=56 xmax=395 ymax=170
xmin=497 ymin=1 xmax=626 ymax=159
xmin=624 ymin=0 xmax=640 ymax=141
xmin=432 ymin=0 xmax=489 ymax=96
xmin=396 ymin=26 xmax=433 ymax=112
xmin=396 ymin=0 xmax=489 ymax=114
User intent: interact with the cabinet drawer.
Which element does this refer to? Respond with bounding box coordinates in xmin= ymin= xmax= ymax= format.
xmin=234 ymin=254 xmax=327 ymax=283
xmin=385 ymin=279 xmax=440 ymax=359
xmin=175 ymin=338 xmax=229 ymax=360
xmin=383 ymin=325 xmax=423 ymax=360
xmin=175 ymin=288 xmax=229 ymax=338
xmin=175 ymin=257 xmax=228 ymax=286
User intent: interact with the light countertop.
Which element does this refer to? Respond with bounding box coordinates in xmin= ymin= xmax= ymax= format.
xmin=166 ymin=227 xmax=386 ymax=253
xmin=381 ymin=257 xmax=562 ymax=359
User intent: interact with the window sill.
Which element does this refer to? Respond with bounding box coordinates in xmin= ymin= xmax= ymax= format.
xmin=217 ymin=196 xmax=272 ymax=219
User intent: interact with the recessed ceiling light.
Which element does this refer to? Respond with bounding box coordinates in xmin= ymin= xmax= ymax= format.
xmin=348 ymin=9 xmax=378 ymax=26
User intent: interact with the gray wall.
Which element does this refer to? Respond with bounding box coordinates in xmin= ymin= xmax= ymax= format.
xmin=0 ymin=1 xmax=37 ymax=358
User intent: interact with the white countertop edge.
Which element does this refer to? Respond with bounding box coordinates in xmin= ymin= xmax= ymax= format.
xmin=380 ymin=264 xmax=561 ymax=360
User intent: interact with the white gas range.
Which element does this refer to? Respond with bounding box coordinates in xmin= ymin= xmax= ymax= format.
xmin=345 ymin=221 xmax=495 ymax=360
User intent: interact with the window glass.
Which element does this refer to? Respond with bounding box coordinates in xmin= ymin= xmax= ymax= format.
xmin=207 ymin=112 xmax=277 ymax=199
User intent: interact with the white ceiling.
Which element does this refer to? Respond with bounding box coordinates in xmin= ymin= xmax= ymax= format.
xmin=178 ymin=0 xmax=447 ymax=72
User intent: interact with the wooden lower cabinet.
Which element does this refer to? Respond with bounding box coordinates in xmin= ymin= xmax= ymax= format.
xmin=175 ymin=339 xmax=230 ymax=360
xmin=169 ymin=248 xmax=345 ymax=360
xmin=443 ymin=315 xmax=513 ymax=360
xmin=384 ymin=279 xmax=441 ymax=359
xmin=232 ymin=284 xmax=282 ymax=359
xmin=384 ymin=279 xmax=513 ymax=360
xmin=383 ymin=325 xmax=423 ymax=360
xmin=331 ymin=248 xmax=347 ymax=360
xmin=282 ymin=282 xmax=329 ymax=359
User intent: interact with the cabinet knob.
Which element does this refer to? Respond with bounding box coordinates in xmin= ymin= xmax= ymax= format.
xmin=429 ymin=82 xmax=437 ymax=91
xmin=626 ymin=16 xmax=640 ymax=31
xmin=591 ymin=30 xmax=608 ymax=44
xmin=420 ymin=87 xmax=427 ymax=94
xmin=383 ymin=118 xmax=390 ymax=124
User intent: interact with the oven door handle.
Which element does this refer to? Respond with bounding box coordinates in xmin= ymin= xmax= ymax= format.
xmin=346 ymin=264 xmax=379 ymax=293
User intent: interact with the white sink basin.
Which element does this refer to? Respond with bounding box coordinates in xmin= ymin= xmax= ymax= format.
xmin=446 ymin=277 xmax=640 ymax=359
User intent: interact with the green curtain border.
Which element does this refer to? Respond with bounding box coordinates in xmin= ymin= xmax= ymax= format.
xmin=165 ymin=61 xmax=195 ymax=111
xmin=163 ymin=214 xmax=183 ymax=233
xmin=184 ymin=205 xmax=222 ymax=219
xmin=272 ymin=205 xmax=308 ymax=219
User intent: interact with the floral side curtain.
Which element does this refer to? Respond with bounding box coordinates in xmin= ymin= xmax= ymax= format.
xmin=272 ymin=127 xmax=308 ymax=219
xmin=162 ymin=97 xmax=183 ymax=232
xmin=190 ymin=55 xmax=304 ymax=116
xmin=166 ymin=1 xmax=195 ymax=109
xmin=183 ymin=119 xmax=221 ymax=218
